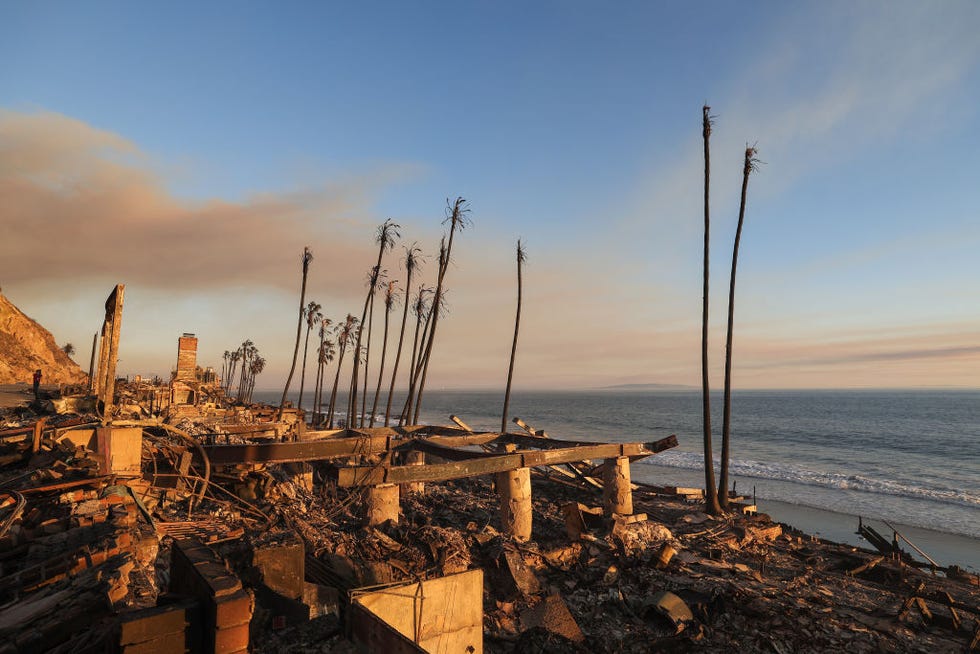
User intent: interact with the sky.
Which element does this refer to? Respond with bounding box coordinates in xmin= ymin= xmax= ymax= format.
xmin=1 ymin=1 xmax=979 ymax=390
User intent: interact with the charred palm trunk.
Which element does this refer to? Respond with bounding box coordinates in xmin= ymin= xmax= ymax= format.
xmin=701 ymin=106 xmax=722 ymax=515
xmin=501 ymin=241 xmax=526 ymax=433
xmin=406 ymin=283 xmax=437 ymax=425
xmin=298 ymin=322 xmax=312 ymax=411
xmin=237 ymin=345 xmax=249 ymax=403
xmin=370 ymin=292 xmax=394 ymax=427
xmin=313 ymin=342 xmax=324 ymax=426
xmin=413 ymin=198 xmax=468 ymax=425
xmin=385 ymin=253 xmax=417 ymax=425
xmin=719 ymin=147 xmax=757 ymax=508
xmin=349 ymin=220 xmax=399 ymax=428
xmin=360 ymin=298 xmax=375 ymax=427
xmin=279 ymin=248 xmax=313 ymax=420
xmin=400 ymin=288 xmax=429 ymax=425
xmin=328 ymin=342 xmax=347 ymax=429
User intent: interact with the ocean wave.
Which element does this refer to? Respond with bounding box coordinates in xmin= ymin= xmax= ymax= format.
xmin=640 ymin=451 xmax=980 ymax=510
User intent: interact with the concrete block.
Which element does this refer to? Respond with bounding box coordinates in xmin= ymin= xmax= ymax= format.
xmin=251 ymin=533 xmax=304 ymax=600
xmin=118 ymin=599 xmax=199 ymax=645
xmin=215 ymin=589 xmax=254 ymax=629
xmin=213 ymin=622 xmax=250 ymax=654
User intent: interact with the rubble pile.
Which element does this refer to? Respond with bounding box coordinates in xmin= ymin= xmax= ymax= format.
xmin=1 ymin=386 xmax=979 ymax=654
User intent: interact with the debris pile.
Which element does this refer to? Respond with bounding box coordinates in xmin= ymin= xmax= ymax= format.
xmin=2 ymin=383 xmax=979 ymax=653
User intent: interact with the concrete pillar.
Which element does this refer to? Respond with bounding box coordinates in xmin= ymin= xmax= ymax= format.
xmin=284 ymin=462 xmax=313 ymax=492
xmin=602 ymin=456 xmax=633 ymax=517
xmin=496 ymin=467 xmax=532 ymax=541
xmin=365 ymin=483 xmax=399 ymax=525
xmin=400 ymin=450 xmax=425 ymax=496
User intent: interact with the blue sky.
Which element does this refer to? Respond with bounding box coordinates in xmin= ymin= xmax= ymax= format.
xmin=2 ymin=1 xmax=979 ymax=389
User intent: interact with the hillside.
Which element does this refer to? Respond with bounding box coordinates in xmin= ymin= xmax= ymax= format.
xmin=0 ymin=291 xmax=88 ymax=385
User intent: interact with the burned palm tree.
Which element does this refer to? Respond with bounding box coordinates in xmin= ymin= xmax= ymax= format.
xmin=226 ymin=349 xmax=241 ymax=393
xmin=236 ymin=339 xmax=256 ymax=403
xmin=279 ymin=247 xmax=314 ymax=420
xmin=360 ymin=269 xmax=387 ymax=427
xmin=312 ymin=316 xmax=333 ymax=425
xmin=246 ymin=356 xmax=265 ymax=403
xmin=403 ymin=242 xmax=443 ymax=425
xmin=718 ymin=146 xmax=760 ymax=509
xmin=221 ymin=350 xmax=231 ymax=389
xmin=298 ymin=301 xmax=322 ymax=412
xmin=501 ymin=240 xmax=527 ymax=433
xmin=385 ymin=244 xmax=422 ymax=426
xmin=314 ymin=332 xmax=336 ymax=426
xmin=370 ymin=280 xmax=398 ymax=427
xmin=413 ymin=198 xmax=470 ymax=424
xmin=328 ymin=314 xmax=358 ymax=429
xmin=348 ymin=220 xmax=400 ymax=427
xmin=701 ymin=106 xmax=723 ymax=515
xmin=400 ymin=285 xmax=432 ymax=425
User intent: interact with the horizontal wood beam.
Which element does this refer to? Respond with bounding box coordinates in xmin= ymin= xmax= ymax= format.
xmin=202 ymin=433 xmax=392 ymax=465
xmin=412 ymin=439 xmax=499 ymax=461
xmin=336 ymin=437 xmax=677 ymax=487
xmin=338 ymin=453 xmax=524 ymax=486
xmin=421 ymin=433 xmax=500 ymax=448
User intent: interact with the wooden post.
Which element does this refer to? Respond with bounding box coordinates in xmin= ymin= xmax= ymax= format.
xmin=365 ymin=483 xmax=399 ymax=525
xmin=31 ymin=418 xmax=47 ymax=454
xmin=449 ymin=415 xmax=473 ymax=432
xmin=87 ymin=331 xmax=98 ymax=393
xmin=496 ymin=467 xmax=532 ymax=541
xmin=602 ymin=456 xmax=633 ymax=517
xmin=400 ymin=450 xmax=425 ymax=496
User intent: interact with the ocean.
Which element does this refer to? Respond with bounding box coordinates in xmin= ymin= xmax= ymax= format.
xmin=255 ymin=388 xmax=980 ymax=569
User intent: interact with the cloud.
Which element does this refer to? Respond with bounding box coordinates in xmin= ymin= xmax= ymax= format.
xmin=0 ymin=109 xmax=413 ymax=295
xmin=626 ymin=2 xmax=980 ymax=243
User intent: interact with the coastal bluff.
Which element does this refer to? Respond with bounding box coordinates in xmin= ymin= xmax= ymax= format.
xmin=0 ymin=291 xmax=88 ymax=385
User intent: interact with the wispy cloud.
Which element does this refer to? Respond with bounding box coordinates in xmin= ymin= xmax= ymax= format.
xmin=627 ymin=2 xmax=980 ymax=240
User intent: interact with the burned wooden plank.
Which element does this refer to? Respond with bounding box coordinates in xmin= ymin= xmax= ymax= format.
xmin=846 ymin=555 xmax=884 ymax=577
xmin=411 ymin=438 xmax=508 ymax=461
xmin=421 ymin=432 xmax=501 ymax=448
xmin=336 ymin=438 xmax=673 ymax=487
xmin=503 ymin=432 xmax=677 ymax=456
xmin=338 ymin=453 xmax=525 ymax=486
xmin=202 ymin=434 xmax=392 ymax=465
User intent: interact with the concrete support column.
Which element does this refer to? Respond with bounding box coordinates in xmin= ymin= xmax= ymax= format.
xmin=284 ymin=462 xmax=313 ymax=492
xmin=496 ymin=467 xmax=532 ymax=541
xmin=400 ymin=450 xmax=425 ymax=496
xmin=602 ymin=456 xmax=633 ymax=517
xmin=365 ymin=483 xmax=400 ymax=525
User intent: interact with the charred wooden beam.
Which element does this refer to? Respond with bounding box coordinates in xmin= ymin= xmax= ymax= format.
xmin=202 ymin=434 xmax=392 ymax=465
xmin=337 ymin=453 xmax=525 ymax=487
xmin=502 ymin=432 xmax=677 ymax=455
xmin=335 ymin=438 xmax=676 ymax=487
xmin=421 ymin=432 xmax=500 ymax=448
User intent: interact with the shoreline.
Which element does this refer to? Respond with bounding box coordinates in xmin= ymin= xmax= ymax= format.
xmin=631 ymin=463 xmax=980 ymax=572
xmin=759 ymin=497 xmax=980 ymax=571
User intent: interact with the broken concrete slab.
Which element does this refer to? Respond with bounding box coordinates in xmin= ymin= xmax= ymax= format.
xmin=519 ymin=593 xmax=585 ymax=643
